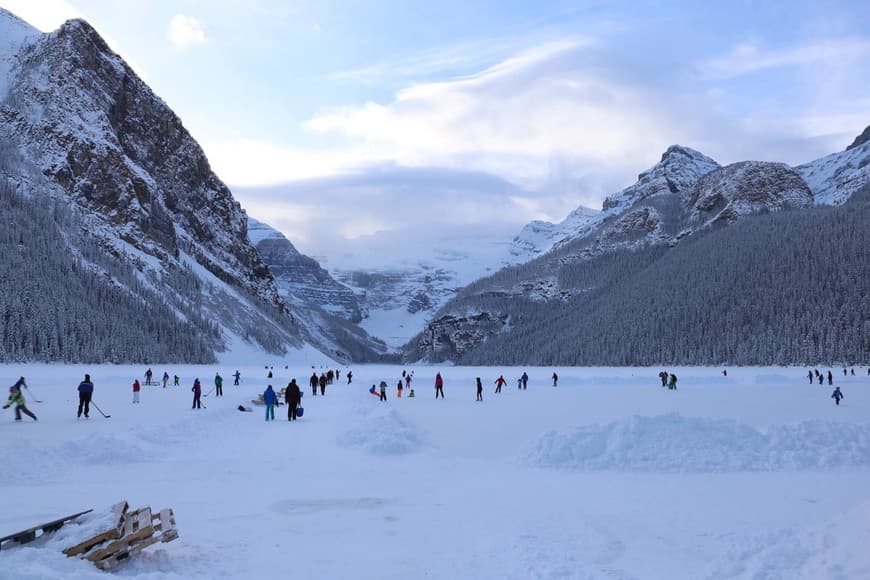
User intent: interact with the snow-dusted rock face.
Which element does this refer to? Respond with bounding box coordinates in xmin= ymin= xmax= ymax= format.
xmin=509 ymin=205 xmax=599 ymax=261
xmin=247 ymin=218 xmax=363 ymax=322
xmin=603 ymin=145 xmax=720 ymax=212
xmin=689 ymin=161 xmax=814 ymax=226
xmin=412 ymin=311 xmax=509 ymax=361
xmin=796 ymin=126 xmax=870 ymax=206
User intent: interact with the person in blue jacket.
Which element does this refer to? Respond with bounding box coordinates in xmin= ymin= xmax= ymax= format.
xmin=264 ymin=385 xmax=277 ymax=421
xmin=831 ymin=386 xmax=844 ymax=406
xmin=77 ymin=374 xmax=94 ymax=418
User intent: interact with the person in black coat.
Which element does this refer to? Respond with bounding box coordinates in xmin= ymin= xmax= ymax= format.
xmin=285 ymin=379 xmax=302 ymax=420
xmin=475 ymin=377 xmax=483 ymax=401
xmin=77 ymin=374 xmax=94 ymax=418
xmin=310 ymin=372 xmax=318 ymax=397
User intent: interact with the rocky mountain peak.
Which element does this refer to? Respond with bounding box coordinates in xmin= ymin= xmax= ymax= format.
xmin=602 ymin=145 xmax=719 ymax=211
xmin=846 ymin=125 xmax=870 ymax=151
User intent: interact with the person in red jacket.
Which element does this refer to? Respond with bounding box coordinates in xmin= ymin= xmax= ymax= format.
xmin=494 ymin=375 xmax=506 ymax=394
xmin=132 ymin=379 xmax=141 ymax=404
xmin=435 ymin=373 xmax=444 ymax=399
xmin=191 ymin=378 xmax=202 ymax=409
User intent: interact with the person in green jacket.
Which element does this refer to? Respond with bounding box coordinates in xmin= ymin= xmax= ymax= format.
xmin=3 ymin=385 xmax=37 ymax=421
xmin=668 ymin=373 xmax=678 ymax=390
xmin=214 ymin=373 xmax=224 ymax=397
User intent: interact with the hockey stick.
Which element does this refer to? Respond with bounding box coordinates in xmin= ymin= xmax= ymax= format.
xmin=23 ymin=385 xmax=42 ymax=403
xmin=203 ymin=387 xmax=216 ymax=398
xmin=90 ymin=400 xmax=111 ymax=418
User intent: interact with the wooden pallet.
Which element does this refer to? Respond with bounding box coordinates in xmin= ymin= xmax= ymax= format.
xmin=63 ymin=502 xmax=178 ymax=570
xmin=89 ymin=508 xmax=178 ymax=570
xmin=62 ymin=501 xmax=128 ymax=557
xmin=0 ymin=509 xmax=94 ymax=550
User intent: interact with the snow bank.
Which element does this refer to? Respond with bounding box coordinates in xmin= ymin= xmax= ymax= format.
xmin=336 ymin=405 xmax=423 ymax=456
xmin=525 ymin=414 xmax=870 ymax=472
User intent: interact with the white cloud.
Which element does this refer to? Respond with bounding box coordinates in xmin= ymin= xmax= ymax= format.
xmin=701 ymin=38 xmax=870 ymax=79
xmin=167 ymin=14 xmax=209 ymax=50
xmin=0 ymin=0 xmax=80 ymax=31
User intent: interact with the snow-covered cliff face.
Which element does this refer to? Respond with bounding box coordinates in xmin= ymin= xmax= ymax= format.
xmin=248 ymin=218 xmax=362 ymax=322
xmin=797 ymin=126 xmax=869 ymax=206
xmin=688 ymin=161 xmax=814 ymax=226
xmin=246 ymin=218 xmax=389 ymax=361
xmin=0 ymin=9 xmax=318 ymax=360
xmin=509 ymin=205 xmax=599 ymax=262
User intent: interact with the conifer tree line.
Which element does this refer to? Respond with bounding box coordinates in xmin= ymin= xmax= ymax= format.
xmin=411 ymin=187 xmax=869 ymax=366
xmin=0 ymin=174 xmax=218 ymax=363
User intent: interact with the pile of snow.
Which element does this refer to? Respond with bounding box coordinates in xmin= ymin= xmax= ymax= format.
xmin=525 ymin=414 xmax=870 ymax=472
xmin=336 ymin=405 xmax=423 ymax=456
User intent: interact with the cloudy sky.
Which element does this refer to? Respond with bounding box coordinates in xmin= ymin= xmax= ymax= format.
xmin=2 ymin=0 xmax=868 ymax=255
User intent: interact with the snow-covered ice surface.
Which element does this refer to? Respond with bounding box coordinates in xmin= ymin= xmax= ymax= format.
xmin=1 ymin=364 xmax=868 ymax=579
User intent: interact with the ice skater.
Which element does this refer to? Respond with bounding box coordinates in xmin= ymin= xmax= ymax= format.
xmin=435 ymin=373 xmax=444 ymax=399
xmin=551 ymin=372 xmax=558 ymax=387
xmin=494 ymin=375 xmax=506 ymax=393
xmin=3 ymin=384 xmax=37 ymax=421
xmin=214 ymin=373 xmax=224 ymax=397
xmin=476 ymin=377 xmax=483 ymax=401
xmin=132 ymin=378 xmax=141 ymax=404
xmin=192 ymin=378 xmax=202 ymax=409
xmin=831 ymin=386 xmax=844 ymax=406
xmin=264 ymin=385 xmax=277 ymax=420
xmin=77 ymin=374 xmax=94 ymax=418
xmin=379 ymin=381 xmax=388 ymax=401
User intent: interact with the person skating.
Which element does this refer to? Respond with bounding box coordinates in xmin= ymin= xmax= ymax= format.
xmin=192 ymin=378 xmax=202 ymax=409
xmin=435 ymin=373 xmax=444 ymax=399
xmin=285 ymin=379 xmax=301 ymax=420
xmin=807 ymin=370 xmax=813 ymax=384
xmin=214 ymin=373 xmax=224 ymax=397
xmin=319 ymin=373 xmax=327 ymax=396
xmin=267 ymin=368 xmax=273 ymax=379
xmin=659 ymin=371 xmax=668 ymax=387
xmin=162 ymin=372 xmax=169 ymax=388
xmin=264 ymin=385 xmax=277 ymax=421
xmin=397 ymin=380 xmax=403 ymax=398
xmin=145 ymin=368 xmax=153 ymax=386
xmin=3 ymin=384 xmax=36 ymax=421
xmin=668 ymin=373 xmax=678 ymax=390
xmin=233 ymin=370 xmax=241 ymax=386
xmin=818 ymin=373 xmax=823 ymax=385
xmin=77 ymin=374 xmax=94 ymax=418
xmin=347 ymin=370 xmax=353 ymax=384
xmin=831 ymin=386 xmax=844 ymax=406
xmin=827 ymin=370 xmax=833 ymax=386
xmin=551 ymin=372 xmax=558 ymax=387
xmin=379 ymin=381 xmax=388 ymax=401
xmin=476 ymin=377 xmax=483 ymax=401
xmin=494 ymin=375 xmax=506 ymax=394
xmin=405 ymin=373 xmax=412 ymax=390
xmin=309 ymin=372 xmax=318 ymax=396
xmin=327 ymin=369 xmax=334 ymax=385
xmin=173 ymin=374 xmax=180 ymax=386
xmin=132 ymin=379 xmax=141 ymax=404
xmin=521 ymin=372 xmax=529 ymax=390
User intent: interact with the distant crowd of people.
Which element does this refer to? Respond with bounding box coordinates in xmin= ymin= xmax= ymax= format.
xmin=5 ymin=363 xmax=865 ymax=424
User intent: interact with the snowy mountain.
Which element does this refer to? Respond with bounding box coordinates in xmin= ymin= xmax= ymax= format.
xmin=405 ymin=136 xmax=869 ymax=365
xmin=0 ymin=9 xmax=334 ymax=363
xmin=509 ymin=205 xmax=600 ymax=262
xmin=797 ymin=124 xmax=870 ymax=206
xmin=246 ymin=218 xmax=389 ymax=360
